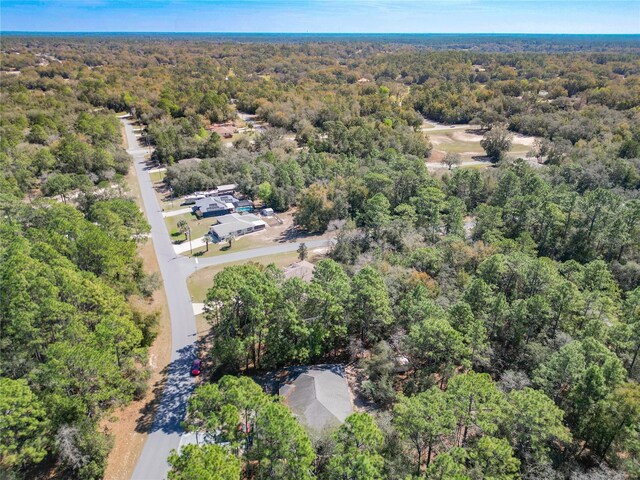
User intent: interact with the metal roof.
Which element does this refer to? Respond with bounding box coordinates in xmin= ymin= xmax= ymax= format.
xmin=210 ymin=213 xmax=265 ymax=238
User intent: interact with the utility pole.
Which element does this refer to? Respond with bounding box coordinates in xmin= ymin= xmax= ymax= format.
xmin=188 ymin=226 xmax=193 ymax=255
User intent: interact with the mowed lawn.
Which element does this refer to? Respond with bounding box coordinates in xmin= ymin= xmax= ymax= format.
xmin=189 ymin=231 xmax=282 ymax=258
xmin=165 ymin=213 xmax=212 ymax=242
xmin=149 ymin=170 xmax=166 ymax=183
xmin=187 ymin=251 xmax=300 ymax=301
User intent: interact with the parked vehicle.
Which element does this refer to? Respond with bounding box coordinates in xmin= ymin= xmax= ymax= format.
xmin=190 ymin=359 xmax=202 ymax=376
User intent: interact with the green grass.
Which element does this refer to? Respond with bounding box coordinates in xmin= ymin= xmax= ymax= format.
xmin=509 ymin=143 xmax=531 ymax=153
xmin=187 ymin=251 xmax=299 ymax=301
xmin=190 ymin=233 xmax=273 ymax=258
xmin=150 ymin=170 xmax=166 ymax=183
xmin=438 ymin=141 xmax=484 ymax=155
xmin=165 ymin=213 xmax=212 ymax=242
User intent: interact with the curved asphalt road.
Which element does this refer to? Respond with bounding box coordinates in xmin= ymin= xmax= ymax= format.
xmin=122 ymin=118 xmax=331 ymax=479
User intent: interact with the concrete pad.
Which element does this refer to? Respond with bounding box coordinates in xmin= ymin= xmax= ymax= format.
xmin=162 ymin=207 xmax=192 ymax=218
xmin=192 ymin=303 xmax=205 ymax=315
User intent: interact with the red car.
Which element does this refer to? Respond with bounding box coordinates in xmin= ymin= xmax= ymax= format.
xmin=190 ymin=359 xmax=202 ymax=376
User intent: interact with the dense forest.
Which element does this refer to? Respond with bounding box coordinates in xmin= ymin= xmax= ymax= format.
xmin=1 ymin=35 xmax=639 ymax=479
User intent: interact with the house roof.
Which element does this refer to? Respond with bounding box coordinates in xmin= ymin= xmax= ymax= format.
xmin=183 ymin=184 xmax=236 ymax=203
xmin=283 ymin=260 xmax=315 ymax=282
xmin=194 ymin=196 xmax=233 ymax=211
xmin=210 ymin=213 xmax=265 ymax=237
xmin=217 ymin=184 xmax=237 ymax=192
xmin=279 ymin=365 xmax=353 ymax=435
xmin=207 ymin=124 xmax=236 ymax=136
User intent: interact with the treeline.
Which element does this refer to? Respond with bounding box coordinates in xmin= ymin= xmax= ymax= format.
xmin=184 ymin=152 xmax=640 ymax=478
xmin=1 ymin=38 xmax=161 ymax=479
xmin=0 ymin=197 xmax=159 ymax=478
xmin=3 ymin=36 xmax=639 ymax=180
xmin=171 ymin=374 xmax=571 ymax=480
xmin=2 ymin=35 xmax=639 ymax=479
xmin=0 ymin=63 xmax=132 ymax=200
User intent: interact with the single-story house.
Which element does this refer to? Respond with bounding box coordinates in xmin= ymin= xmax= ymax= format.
xmin=216 ymin=184 xmax=237 ymax=195
xmin=193 ymin=196 xmax=234 ymax=217
xmin=279 ymin=365 xmax=353 ymax=436
xmin=207 ymin=123 xmax=237 ymax=138
xmin=210 ymin=213 xmax=266 ymax=241
xmin=283 ymin=260 xmax=315 ymax=282
xmin=193 ymin=193 xmax=253 ymax=218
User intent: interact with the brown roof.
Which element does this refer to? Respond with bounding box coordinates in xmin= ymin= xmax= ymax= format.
xmin=207 ymin=123 xmax=237 ymax=136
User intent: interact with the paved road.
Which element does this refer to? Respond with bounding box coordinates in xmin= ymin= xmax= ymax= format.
xmin=126 ymin=119 xmax=197 ymax=480
xmin=123 ymin=118 xmax=333 ymax=479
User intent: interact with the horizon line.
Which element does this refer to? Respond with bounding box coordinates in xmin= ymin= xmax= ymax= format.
xmin=3 ymin=31 xmax=639 ymax=36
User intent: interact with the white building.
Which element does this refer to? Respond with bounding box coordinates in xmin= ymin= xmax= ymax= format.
xmin=209 ymin=213 xmax=266 ymax=241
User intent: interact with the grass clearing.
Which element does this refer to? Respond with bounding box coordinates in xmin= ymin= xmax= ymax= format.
xmin=427 ymin=127 xmax=535 ymax=162
xmin=187 ymin=251 xmax=300 ymax=301
xmin=165 ymin=213 xmax=211 ymax=242
xmin=150 ymin=170 xmax=166 ymax=183
xmin=190 ymin=232 xmax=275 ymax=258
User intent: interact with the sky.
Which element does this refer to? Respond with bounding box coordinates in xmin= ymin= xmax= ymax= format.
xmin=1 ymin=0 xmax=639 ymax=34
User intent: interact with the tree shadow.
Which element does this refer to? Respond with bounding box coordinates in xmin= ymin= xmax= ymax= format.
xmin=470 ymin=155 xmax=496 ymax=164
xmin=464 ymin=127 xmax=486 ymax=136
xmin=135 ymin=344 xmax=197 ymax=435
xmin=276 ymin=225 xmax=318 ymax=244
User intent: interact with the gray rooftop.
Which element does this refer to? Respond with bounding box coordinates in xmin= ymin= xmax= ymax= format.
xmin=210 ymin=213 xmax=266 ymax=239
xmin=279 ymin=365 xmax=353 ymax=436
